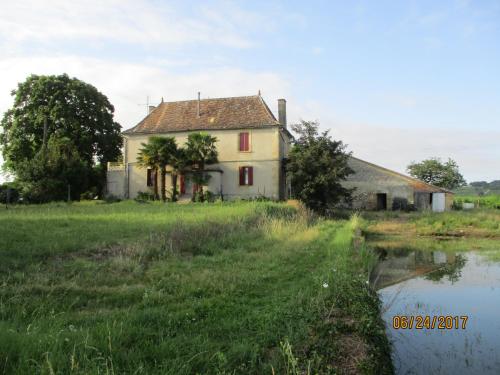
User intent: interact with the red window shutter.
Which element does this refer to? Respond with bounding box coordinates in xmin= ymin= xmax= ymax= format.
xmin=248 ymin=167 xmax=253 ymax=185
xmin=239 ymin=133 xmax=244 ymax=151
xmin=239 ymin=132 xmax=249 ymax=151
xmin=239 ymin=167 xmax=244 ymax=185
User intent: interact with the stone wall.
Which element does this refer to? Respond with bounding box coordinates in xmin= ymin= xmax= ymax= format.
xmin=343 ymin=157 xmax=454 ymax=211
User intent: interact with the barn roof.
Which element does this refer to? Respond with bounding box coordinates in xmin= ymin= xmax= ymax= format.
xmin=123 ymin=95 xmax=281 ymax=135
xmin=349 ymin=157 xmax=453 ymax=194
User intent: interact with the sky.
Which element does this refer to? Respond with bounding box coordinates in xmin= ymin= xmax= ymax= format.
xmin=1 ymin=0 xmax=499 ymax=183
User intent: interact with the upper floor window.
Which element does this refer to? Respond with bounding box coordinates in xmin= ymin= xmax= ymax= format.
xmin=239 ymin=166 xmax=253 ymax=186
xmin=239 ymin=132 xmax=250 ymax=152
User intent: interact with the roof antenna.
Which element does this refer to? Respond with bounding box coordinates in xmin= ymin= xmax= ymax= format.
xmin=197 ymin=92 xmax=201 ymax=117
xmin=137 ymin=95 xmax=150 ymax=116
xmin=258 ymin=89 xmax=261 ymax=96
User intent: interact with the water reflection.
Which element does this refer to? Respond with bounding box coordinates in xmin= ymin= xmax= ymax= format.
xmin=376 ymin=249 xmax=500 ymax=374
xmin=371 ymin=248 xmax=467 ymax=289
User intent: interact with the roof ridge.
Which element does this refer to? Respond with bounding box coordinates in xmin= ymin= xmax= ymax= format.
xmin=152 ymin=94 xmax=260 ymax=106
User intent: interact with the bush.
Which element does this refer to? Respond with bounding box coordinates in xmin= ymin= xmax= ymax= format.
xmin=103 ymin=194 xmax=121 ymax=203
xmin=192 ymin=190 xmax=216 ymax=203
xmin=135 ymin=191 xmax=155 ymax=202
xmin=0 ymin=183 xmax=20 ymax=204
xmin=80 ymin=187 xmax=99 ymax=201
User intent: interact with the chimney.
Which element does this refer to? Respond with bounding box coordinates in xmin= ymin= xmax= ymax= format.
xmin=148 ymin=105 xmax=156 ymax=114
xmin=197 ymin=92 xmax=201 ymax=117
xmin=278 ymin=99 xmax=287 ymax=128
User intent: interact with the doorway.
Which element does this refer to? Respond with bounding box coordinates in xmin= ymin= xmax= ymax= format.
xmin=377 ymin=193 xmax=387 ymax=210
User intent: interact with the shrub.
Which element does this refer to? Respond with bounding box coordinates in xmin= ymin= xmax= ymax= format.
xmin=135 ymin=191 xmax=155 ymax=202
xmin=103 ymin=194 xmax=121 ymax=203
xmin=0 ymin=183 xmax=20 ymax=204
xmin=80 ymin=187 xmax=99 ymax=201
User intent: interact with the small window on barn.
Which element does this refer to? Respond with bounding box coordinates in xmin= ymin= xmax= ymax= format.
xmin=147 ymin=169 xmax=155 ymax=187
xmin=239 ymin=132 xmax=250 ymax=152
xmin=239 ymin=166 xmax=253 ymax=186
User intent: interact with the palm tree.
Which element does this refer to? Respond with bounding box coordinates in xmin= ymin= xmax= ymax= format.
xmin=185 ymin=132 xmax=218 ymax=200
xmin=169 ymin=147 xmax=188 ymax=202
xmin=156 ymin=136 xmax=177 ymax=202
xmin=137 ymin=136 xmax=177 ymax=201
xmin=137 ymin=139 xmax=161 ymax=199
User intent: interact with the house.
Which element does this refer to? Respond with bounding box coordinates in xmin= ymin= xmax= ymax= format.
xmin=107 ymin=94 xmax=293 ymax=200
xmin=343 ymin=157 xmax=454 ymax=211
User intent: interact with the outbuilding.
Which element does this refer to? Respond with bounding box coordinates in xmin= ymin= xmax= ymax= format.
xmin=343 ymin=157 xmax=453 ymax=211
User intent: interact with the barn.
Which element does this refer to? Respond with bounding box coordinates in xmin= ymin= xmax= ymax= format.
xmin=343 ymin=157 xmax=454 ymax=211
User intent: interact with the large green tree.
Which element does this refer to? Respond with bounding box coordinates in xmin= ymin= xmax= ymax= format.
xmin=407 ymin=158 xmax=466 ymax=190
xmin=287 ymin=120 xmax=353 ymax=212
xmin=16 ymin=136 xmax=90 ymax=202
xmin=0 ymin=74 xmax=122 ymax=199
xmin=184 ymin=132 xmax=218 ymax=201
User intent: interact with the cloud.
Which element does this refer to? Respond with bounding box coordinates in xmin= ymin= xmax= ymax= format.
xmin=316 ymin=115 xmax=500 ymax=182
xmin=0 ymin=0 xmax=260 ymax=51
xmin=0 ymin=55 xmax=291 ymax=130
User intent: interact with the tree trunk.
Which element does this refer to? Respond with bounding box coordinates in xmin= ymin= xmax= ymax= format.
xmin=153 ymin=169 xmax=159 ymax=200
xmin=171 ymin=173 xmax=178 ymax=202
xmin=160 ymin=167 xmax=166 ymax=202
xmin=198 ymin=162 xmax=205 ymax=201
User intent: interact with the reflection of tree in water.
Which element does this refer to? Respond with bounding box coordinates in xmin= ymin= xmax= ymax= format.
xmin=425 ymin=254 xmax=467 ymax=283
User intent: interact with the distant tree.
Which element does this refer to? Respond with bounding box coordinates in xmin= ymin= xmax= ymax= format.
xmin=470 ymin=181 xmax=488 ymax=188
xmin=407 ymin=158 xmax=466 ymax=190
xmin=184 ymin=132 xmax=218 ymax=201
xmin=287 ymin=120 xmax=353 ymax=212
xmin=489 ymin=180 xmax=500 ymax=189
xmin=0 ymin=74 xmax=122 ymax=199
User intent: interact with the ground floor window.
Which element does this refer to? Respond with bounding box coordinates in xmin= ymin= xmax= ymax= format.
xmin=239 ymin=166 xmax=253 ymax=186
xmin=147 ymin=169 xmax=155 ymax=187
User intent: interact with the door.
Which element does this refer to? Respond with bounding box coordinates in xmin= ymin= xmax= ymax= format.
xmin=376 ymin=193 xmax=387 ymax=210
xmin=180 ymin=175 xmax=185 ymax=194
xmin=432 ymin=193 xmax=445 ymax=212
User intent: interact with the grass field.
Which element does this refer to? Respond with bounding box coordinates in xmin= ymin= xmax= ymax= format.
xmin=0 ymin=201 xmax=391 ymax=374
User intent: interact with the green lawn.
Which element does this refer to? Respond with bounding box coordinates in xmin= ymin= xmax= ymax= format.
xmin=0 ymin=201 xmax=391 ymax=374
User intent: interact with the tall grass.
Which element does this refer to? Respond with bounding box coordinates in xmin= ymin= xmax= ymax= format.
xmin=0 ymin=202 xmax=390 ymax=374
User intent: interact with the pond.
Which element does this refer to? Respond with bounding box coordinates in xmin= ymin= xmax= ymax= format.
xmin=372 ymin=247 xmax=500 ymax=374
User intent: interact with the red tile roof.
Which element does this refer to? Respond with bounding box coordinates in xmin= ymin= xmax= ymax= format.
xmin=123 ymin=95 xmax=280 ymax=134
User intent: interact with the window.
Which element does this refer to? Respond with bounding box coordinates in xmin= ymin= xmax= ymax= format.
xmin=147 ymin=169 xmax=155 ymax=187
xmin=239 ymin=166 xmax=253 ymax=186
xmin=239 ymin=132 xmax=250 ymax=152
